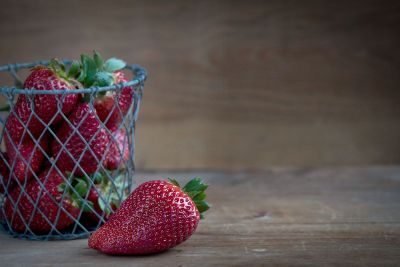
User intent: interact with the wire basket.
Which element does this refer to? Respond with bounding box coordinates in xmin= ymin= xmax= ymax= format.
xmin=0 ymin=60 xmax=147 ymax=240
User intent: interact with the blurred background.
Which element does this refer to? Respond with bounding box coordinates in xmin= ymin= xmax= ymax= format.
xmin=0 ymin=0 xmax=399 ymax=171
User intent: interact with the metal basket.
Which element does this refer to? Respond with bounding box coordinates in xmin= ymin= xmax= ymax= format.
xmin=0 ymin=60 xmax=147 ymax=240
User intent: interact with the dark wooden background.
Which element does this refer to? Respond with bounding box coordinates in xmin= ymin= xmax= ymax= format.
xmin=1 ymin=0 xmax=400 ymax=170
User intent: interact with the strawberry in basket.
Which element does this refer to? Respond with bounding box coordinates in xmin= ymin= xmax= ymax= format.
xmin=3 ymin=166 xmax=80 ymax=233
xmin=3 ymin=60 xmax=80 ymax=187
xmin=5 ymin=60 xmax=81 ymax=144
xmin=5 ymin=134 xmax=48 ymax=184
xmin=105 ymin=128 xmax=130 ymax=170
xmin=51 ymin=52 xmax=132 ymax=176
xmin=94 ymin=70 xmax=133 ymax=131
xmin=58 ymin=171 xmax=129 ymax=224
xmin=74 ymin=51 xmax=134 ymax=131
xmin=51 ymin=102 xmax=109 ymax=176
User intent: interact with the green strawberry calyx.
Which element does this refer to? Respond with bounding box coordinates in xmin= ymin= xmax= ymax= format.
xmin=73 ymin=50 xmax=127 ymax=89
xmin=65 ymin=50 xmax=127 ymax=103
xmin=96 ymin=171 xmax=130 ymax=215
xmin=168 ymin=178 xmax=210 ymax=219
xmin=58 ymin=170 xmax=129 ymax=215
xmin=48 ymin=58 xmax=83 ymax=89
xmin=57 ymin=174 xmax=93 ymax=212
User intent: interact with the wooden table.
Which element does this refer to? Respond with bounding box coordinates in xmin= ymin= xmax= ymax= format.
xmin=1 ymin=167 xmax=399 ymax=266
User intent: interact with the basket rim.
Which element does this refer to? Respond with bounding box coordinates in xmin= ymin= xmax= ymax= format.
xmin=0 ymin=60 xmax=147 ymax=95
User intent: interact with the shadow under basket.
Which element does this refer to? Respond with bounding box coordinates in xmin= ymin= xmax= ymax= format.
xmin=0 ymin=60 xmax=147 ymax=240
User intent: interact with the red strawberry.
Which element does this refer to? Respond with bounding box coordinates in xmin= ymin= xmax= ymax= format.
xmin=88 ymin=178 xmax=210 ymax=255
xmin=75 ymin=51 xmax=131 ymax=131
xmin=94 ymin=71 xmax=133 ymax=130
xmin=86 ymin=187 xmax=107 ymax=221
xmin=0 ymin=152 xmax=11 ymax=193
xmin=5 ymin=64 xmax=80 ymax=143
xmin=5 ymin=96 xmax=42 ymax=144
xmin=52 ymin=103 xmax=109 ymax=176
xmin=5 ymin=134 xmax=48 ymax=183
xmin=3 ymin=166 xmax=80 ymax=232
xmin=105 ymin=129 xmax=129 ymax=170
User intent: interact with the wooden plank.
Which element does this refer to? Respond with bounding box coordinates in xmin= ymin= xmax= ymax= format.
xmin=0 ymin=1 xmax=400 ymax=168
xmin=1 ymin=167 xmax=400 ymax=266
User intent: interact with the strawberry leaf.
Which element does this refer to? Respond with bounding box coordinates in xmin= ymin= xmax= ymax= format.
xmin=93 ymin=50 xmax=104 ymax=70
xmin=98 ymin=196 xmax=106 ymax=212
xmin=104 ymin=58 xmax=126 ymax=72
xmin=79 ymin=54 xmax=97 ymax=87
xmin=94 ymin=71 xmax=114 ymax=87
xmin=185 ymin=190 xmax=201 ymax=199
xmin=68 ymin=60 xmax=81 ymax=78
xmin=77 ymin=63 xmax=86 ymax=82
xmin=183 ymin=177 xmax=208 ymax=194
xmin=74 ymin=178 xmax=88 ymax=197
xmin=93 ymin=172 xmax=103 ymax=183
xmin=80 ymin=199 xmax=94 ymax=212
xmin=195 ymin=200 xmax=210 ymax=213
xmin=50 ymin=58 xmax=69 ymax=80
xmin=168 ymin=178 xmax=181 ymax=187
xmin=57 ymin=183 xmax=66 ymax=193
xmin=98 ymin=195 xmax=113 ymax=215
xmin=192 ymin=191 xmax=206 ymax=202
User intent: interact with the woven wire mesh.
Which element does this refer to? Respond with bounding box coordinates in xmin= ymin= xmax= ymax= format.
xmin=0 ymin=60 xmax=146 ymax=240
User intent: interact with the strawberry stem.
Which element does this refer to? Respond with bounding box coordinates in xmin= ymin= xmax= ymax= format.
xmin=168 ymin=178 xmax=210 ymax=219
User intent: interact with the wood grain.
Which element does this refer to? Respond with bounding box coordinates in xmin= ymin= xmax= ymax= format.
xmin=1 ymin=167 xmax=400 ymax=266
xmin=0 ymin=0 xmax=400 ymax=169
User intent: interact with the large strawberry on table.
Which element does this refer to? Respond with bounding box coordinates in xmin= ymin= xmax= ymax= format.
xmin=89 ymin=178 xmax=210 ymax=255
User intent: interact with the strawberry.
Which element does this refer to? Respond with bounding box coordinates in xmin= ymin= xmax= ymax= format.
xmin=60 ymin=171 xmax=129 ymax=224
xmin=51 ymin=102 xmax=109 ymax=176
xmin=5 ymin=61 xmax=80 ymax=143
xmin=88 ymin=178 xmax=210 ymax=255
xmin=74 ymin=51 xmax=132 ymax=130
xmin=3 ymin=166 xmax=80 ymax=233
xmin=105 ymin=129 xmax=129 ymax=170
xmin=4 ymin=96 xmax=42 ymax=144
xmin=94 ymin=71 xmax=134 ymax=130
xmin=5 ymin=134 xmax=48 ymax=183
xmin=0 ymin=152 xmax=11 ymax=193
